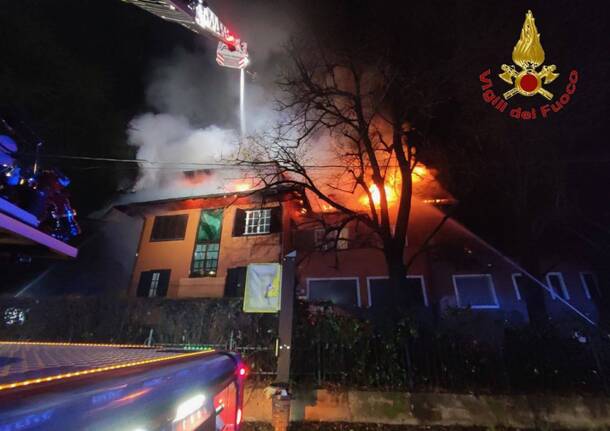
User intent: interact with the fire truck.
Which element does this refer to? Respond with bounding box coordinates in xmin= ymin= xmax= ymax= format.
xmin=0 ymin=341 xmax=246 ymax=430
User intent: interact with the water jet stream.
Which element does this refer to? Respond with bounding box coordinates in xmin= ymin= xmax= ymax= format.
xmin=239 ymin=68 xmax=246 ymax=142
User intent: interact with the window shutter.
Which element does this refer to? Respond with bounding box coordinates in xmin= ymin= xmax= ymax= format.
xmin=233 ymin=209 xmax=246 ymax=236
xmin=225 ymin=266 xmax=247 ymax=297
xmin=136 ymin=271 xmax=153 ymax=297
xmin=157 ymin=270 xmax=171 ymax=297
xmin=270 ymin=206 xmax=282 ymax=233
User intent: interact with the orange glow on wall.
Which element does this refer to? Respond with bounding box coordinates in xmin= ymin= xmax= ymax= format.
xmin=320 ymin=203 xmax=334 ymax=212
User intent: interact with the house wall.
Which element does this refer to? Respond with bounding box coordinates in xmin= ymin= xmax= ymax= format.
xmin=14 ymin=209 xmax=143 ymax=297
xmin=126 ymin=191 xmax=599 ymax=325
xmin=130 ymin=200 xmax=288 ymax=298
xmin=537 ymin=258 xmax=599 ymax=325
xmin=297 ymin=199 xmax=598 ymax=326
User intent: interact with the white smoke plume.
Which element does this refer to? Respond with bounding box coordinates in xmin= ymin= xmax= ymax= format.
xmin=128 ymin=113 xmax=237 ymax=190
xmin=121 ymin=0 xmax=291 ymax=204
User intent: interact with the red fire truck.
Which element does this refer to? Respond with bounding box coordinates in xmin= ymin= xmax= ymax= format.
xmin=0 ymin=341 xmax=246 ymax=430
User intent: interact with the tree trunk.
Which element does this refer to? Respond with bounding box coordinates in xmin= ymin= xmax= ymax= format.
xmin=385 ymin=240 xmax=421 ymax=312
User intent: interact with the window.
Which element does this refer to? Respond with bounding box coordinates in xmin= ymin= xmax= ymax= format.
xmin=150 ymin=214 xmax=188 ymax=241
xmin=580 ymin=272 xmax=599 ymax=300
xmin=233 ymin=207 xmax=281 ymax=237
xmin=512 ymin=273 xmax=524 ymax=301
xmin=545 ymin=272 xmax=569 ymax=300
xmin=191 ymin=209 xmax=222 ymax=277
xmin=136 ymin=270 xmax=170 ymax=298
xmin=307 ymin=278 xmax=360 ymax=307
xmin=314 ymin=227 xmax=349 ymax=250
xmin=149 ymin=272 xmax=160 ymax=297
xmin=367 ymin=276 xmax=428 ymax=309
xmin=453 ymin=274 xmax=499 ymax=309
xmin=192 ymin=243 xmax=219 ymax=276
xmin=244 ymin=209 xmax=271 ymax=235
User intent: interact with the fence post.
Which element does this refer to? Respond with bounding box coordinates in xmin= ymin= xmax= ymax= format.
xmin=271 ymin=251 xmax=296 ymax=431
xmin=276 ymin=251 xmax=296 ymax=383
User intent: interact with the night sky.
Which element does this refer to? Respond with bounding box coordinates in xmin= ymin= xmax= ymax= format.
xmin=1 ymin=0 xmax=609 ymax=253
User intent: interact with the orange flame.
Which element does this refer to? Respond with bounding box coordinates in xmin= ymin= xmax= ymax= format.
xmin=364 ymin=184 xmax=397 ymax=206
xmin=359 ymin=165 xmax=427 ymax=207
xmin=412 ymin=165 xmax=427 ymax=183
xmin=234 ymin=182 xmax=251 ymax=192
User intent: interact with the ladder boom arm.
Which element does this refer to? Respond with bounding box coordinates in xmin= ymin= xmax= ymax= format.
xmin=121 ymin=0 xmax=239 ymax=47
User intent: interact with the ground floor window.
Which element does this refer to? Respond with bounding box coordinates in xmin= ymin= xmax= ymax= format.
xmin=367 ymin=276 xmax=428 ymax=309
xmin=149 ymin=272 xmax=160 ymax=297
xmin=512 ymin=273 xmax=524 ymax=301
xmin=580 ymin=272 xmax=599 ymax=300
xmin=136 ymin=269 xmax=170 ymax=298
xmin=452 ymin=274 xmax=499 ymax=309
xmin=307 ymin=278 xmax=360 ymax=307
xmin=546 ymin=272 xmax=570 ymax=300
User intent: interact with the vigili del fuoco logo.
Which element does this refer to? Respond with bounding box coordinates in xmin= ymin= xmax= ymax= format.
xmin=479 ymin=10 xmax=578 ymax=120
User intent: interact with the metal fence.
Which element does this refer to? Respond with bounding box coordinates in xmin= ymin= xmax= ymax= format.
xmin=290 ymin=307 xmax=610 ymax=395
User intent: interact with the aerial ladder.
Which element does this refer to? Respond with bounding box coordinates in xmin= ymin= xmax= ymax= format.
xmin=121 ymin=0 xmax=250 ymax=69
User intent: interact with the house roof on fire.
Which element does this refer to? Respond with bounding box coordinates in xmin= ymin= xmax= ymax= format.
xmin=112 ymin=183 xmax=305 ymax=217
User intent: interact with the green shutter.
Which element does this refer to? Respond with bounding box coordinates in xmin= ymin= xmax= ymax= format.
xmin=197 ymin=209 xmax=223 ymax=241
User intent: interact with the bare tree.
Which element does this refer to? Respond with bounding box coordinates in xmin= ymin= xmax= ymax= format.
xmin=240 ymin=29 xmax=448 ymax=307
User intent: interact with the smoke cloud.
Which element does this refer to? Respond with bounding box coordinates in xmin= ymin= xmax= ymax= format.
xmin=120 ymin=0 xmax=292 ymax=204
xmin=127 ymin=113 xmax=237 ymax=190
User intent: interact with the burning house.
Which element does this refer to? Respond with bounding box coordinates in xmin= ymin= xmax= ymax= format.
xmin=116 ymin=185 xmax=303 ymax=299
xmin=295 ymin=197 xmax=601 ymax=327
xmin=115 ymin=165 xmax=602 ymax=329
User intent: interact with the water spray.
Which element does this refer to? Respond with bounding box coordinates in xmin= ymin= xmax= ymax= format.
xmin=446 ymin=212 xmax=597 ymax=327
xmin=240 ymin=68 xmax=246 ymax=142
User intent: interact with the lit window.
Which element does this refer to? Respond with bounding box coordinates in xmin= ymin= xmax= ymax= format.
xmin=244 ymin=209 xmax=271 ymax=235
xmin=192 ymin=243 xmax=220 ymax=276
xmin=545 ymin=272 xmax=569 ymax=300
xmin=149 ymin=272 xmax=160 ymax=297
xmin=453 ymin=274 xmax=499 ymax=309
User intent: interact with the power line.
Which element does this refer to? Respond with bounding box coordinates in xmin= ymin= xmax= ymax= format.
xmin=16 ymin=152 xmax=610 ymax=171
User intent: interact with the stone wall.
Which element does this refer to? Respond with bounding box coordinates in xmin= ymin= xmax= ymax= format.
xmin=243 ymin=386 xmax=610 ymax=429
